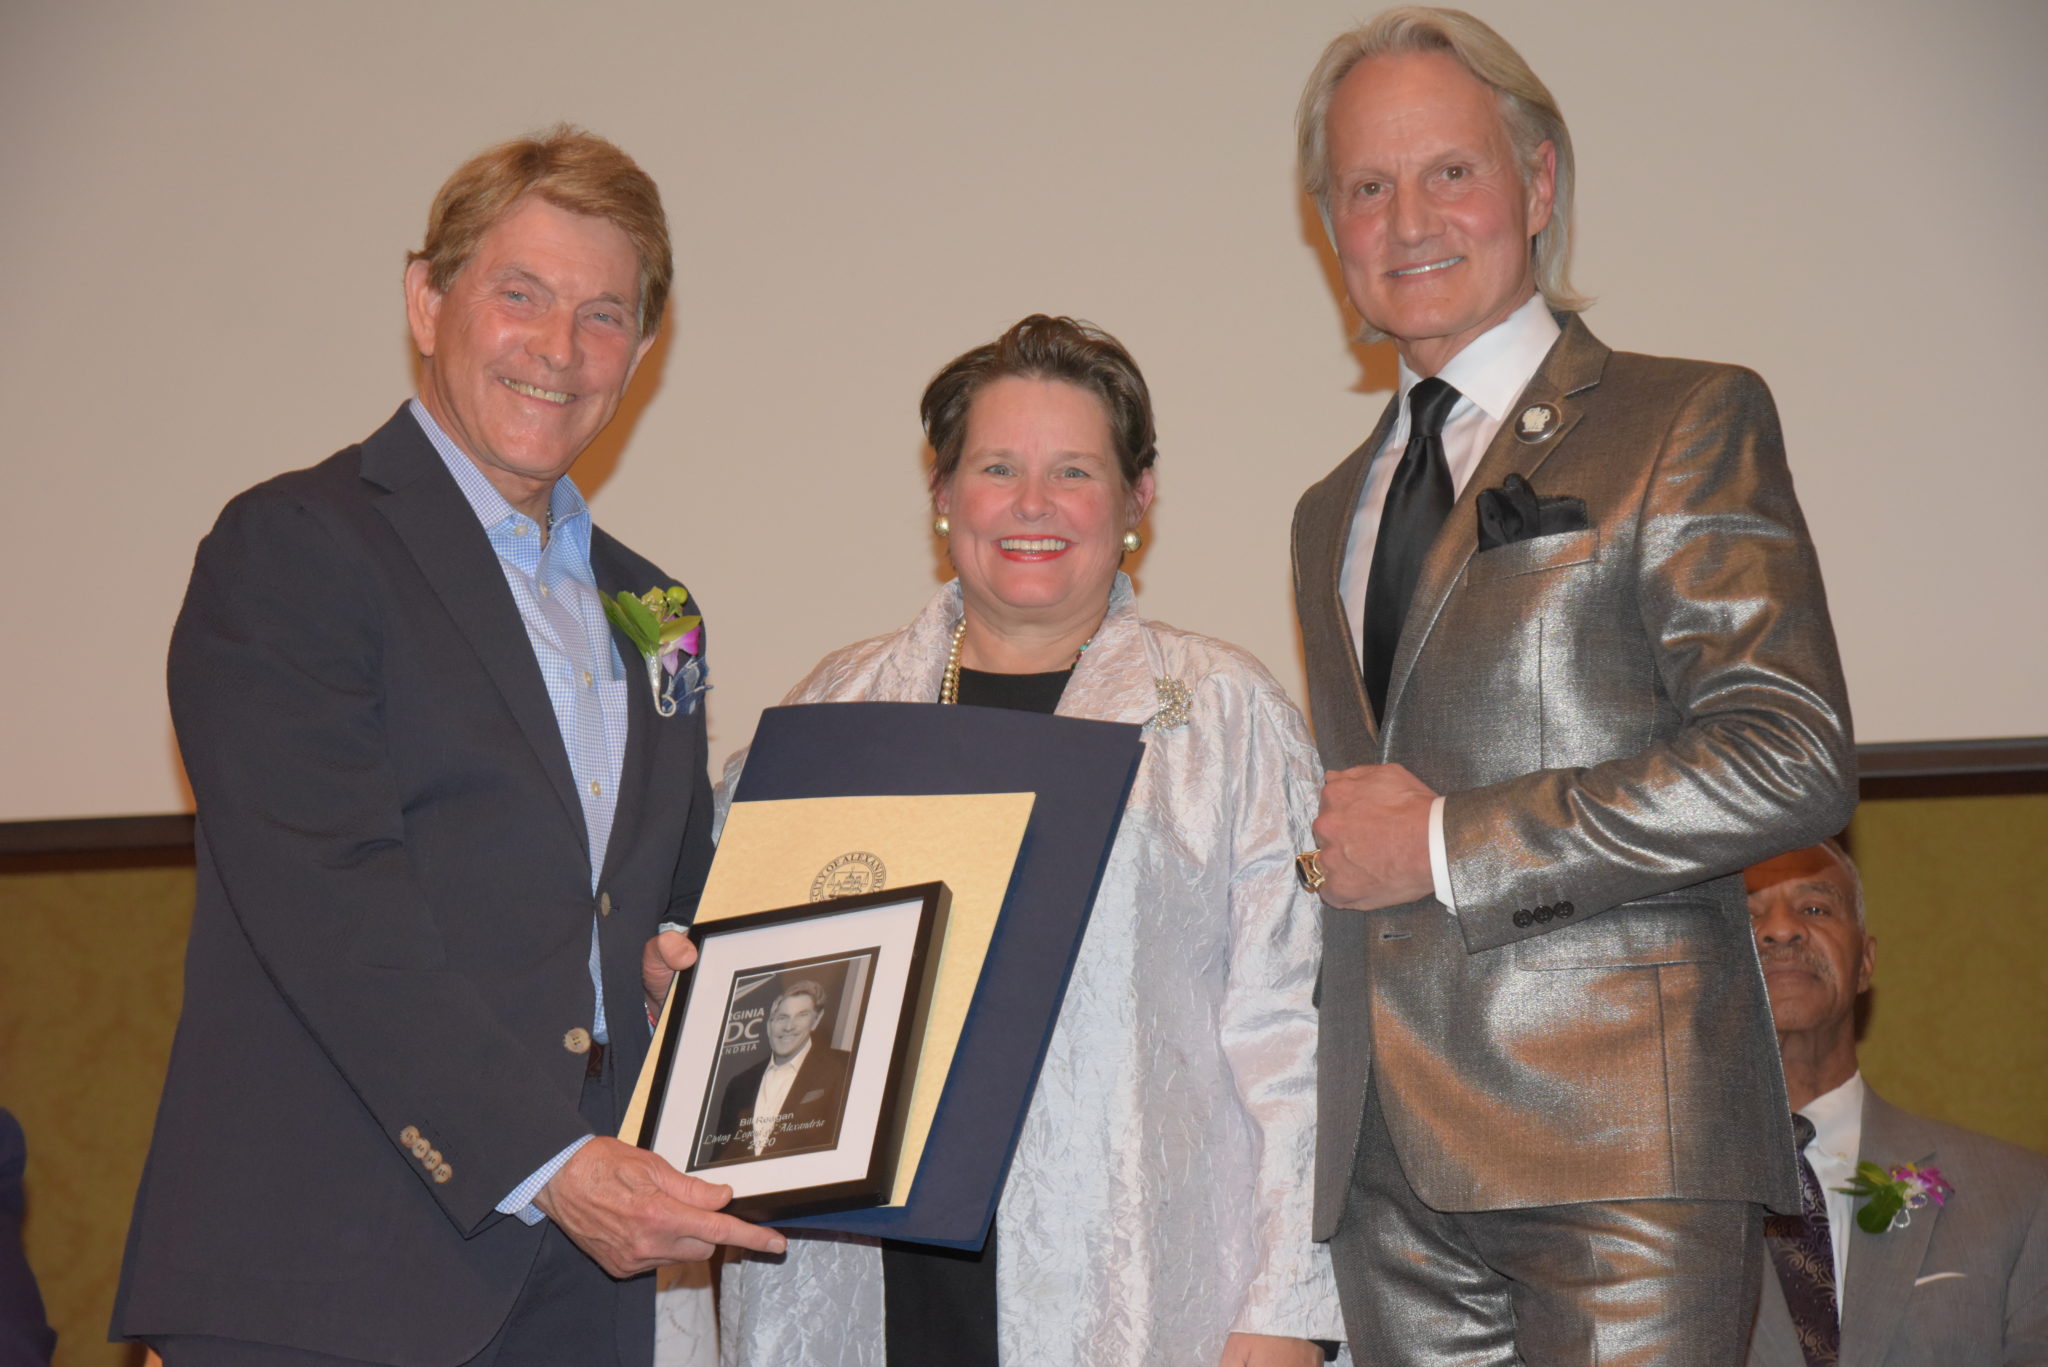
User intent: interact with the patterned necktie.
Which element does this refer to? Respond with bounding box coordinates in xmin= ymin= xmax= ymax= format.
xmin=1362 ymin=376 xmax=1461 ymax=723
xmin=1766 ymin=1113 xmax=1841 ymax=1366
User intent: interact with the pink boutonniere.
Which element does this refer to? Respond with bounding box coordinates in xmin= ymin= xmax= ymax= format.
xmin=1838 ymin=1160 xmax=1953 ymax=1234
xmin=602 ymin=585 xmax=707 ymax=717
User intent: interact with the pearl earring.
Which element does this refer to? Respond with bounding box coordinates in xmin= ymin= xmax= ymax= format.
xmin=933 ymin=515 xmax=950 ymax=538
xmin=1121 ymin=529 xmax=1143 ymax=553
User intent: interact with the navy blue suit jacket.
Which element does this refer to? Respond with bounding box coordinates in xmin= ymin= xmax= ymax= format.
xmin=114 ymin=407 xmax=714 ymax=1364
xmin=1 ymin=1110 xmax=56 ymax=1365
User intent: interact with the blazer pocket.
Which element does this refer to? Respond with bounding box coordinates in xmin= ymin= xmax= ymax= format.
xmin=1513 ymin=896 xmax=1719 ymax=969
xmin=1466 ymin=528 xmax=1599 ymax=586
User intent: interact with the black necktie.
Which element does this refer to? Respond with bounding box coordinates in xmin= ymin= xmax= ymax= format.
xmin=1766 ymin=1113 xmax=1841 ymax=1366
xmin=1362 ymin=377 xmax=1461 ymax=722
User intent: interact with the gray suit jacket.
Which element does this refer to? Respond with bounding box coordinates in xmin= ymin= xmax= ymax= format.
xmin=1749 ymin=1089 xmax=2048 ymax=1367
xmin=1292 ymin=315 xmax=1854 ymax=1233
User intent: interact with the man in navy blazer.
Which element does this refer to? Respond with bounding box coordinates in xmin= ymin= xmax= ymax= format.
xmin=1 ymin=1110 xmax=56 ymax=1365
xmin=710 ymin=980 xmax=853 ymax=1163
xmin=114 ymin=128 xmax=783 ymax=1367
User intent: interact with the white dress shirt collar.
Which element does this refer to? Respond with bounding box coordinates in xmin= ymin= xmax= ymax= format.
xmin=1395 ymin=291 xmax=1560 ymax=433
xmin=1802 ymin=1071 xmax=1865 ymax=1164
xmin=749 ymin=1038 xmax=814 ymax=1154
xmin=765 ymin=1039 xmax=812 ymax=1077
xmin=1800 ymin=1070 xmax=1865 ymax=1307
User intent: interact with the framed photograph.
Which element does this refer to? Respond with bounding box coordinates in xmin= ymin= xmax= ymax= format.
xmin=637 ymin=881 xmax=950 ymax=1222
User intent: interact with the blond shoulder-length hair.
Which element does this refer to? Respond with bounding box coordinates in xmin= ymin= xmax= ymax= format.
xmin=1297 ymin=7 xmax=1589 ymax=336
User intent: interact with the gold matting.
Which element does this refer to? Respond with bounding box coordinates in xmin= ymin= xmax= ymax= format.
xmin=622 ymin=792 xmax=1035 ymax=1205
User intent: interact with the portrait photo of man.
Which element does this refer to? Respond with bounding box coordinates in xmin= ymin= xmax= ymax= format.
xmin=699 ymin=971 xmax=861 ymax=1167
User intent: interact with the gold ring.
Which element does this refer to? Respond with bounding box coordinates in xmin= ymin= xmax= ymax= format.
xmin=1295 ymin=850 xmax=1327 ymax=893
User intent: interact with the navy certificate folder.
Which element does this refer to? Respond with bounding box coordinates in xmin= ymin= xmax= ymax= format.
xmin=730 ymin=700 xmax=1144 ymax=1247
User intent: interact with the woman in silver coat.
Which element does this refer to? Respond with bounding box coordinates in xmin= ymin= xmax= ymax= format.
xmin=717 ymin=316 xmax=1342 ymax=1367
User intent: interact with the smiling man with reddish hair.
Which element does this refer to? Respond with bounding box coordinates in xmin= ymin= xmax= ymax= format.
xmin=115 ymin=128 xmax=782 ymax=1367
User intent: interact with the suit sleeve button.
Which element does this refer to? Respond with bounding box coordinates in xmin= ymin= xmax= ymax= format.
xmin=1512 ymin=910 xmax=1534 ymax=928
xmin=400 ymin=1125 xmax=420 ymax=1147
xmin=425 ymin=1149 xmax=442 ymax=1169
xmin=1557 ymin=901 xmax=1575 ymax=916
xmin=411 ymin=1137 xmax=431 ymax=1160
xmin=1534 ymin=905 xmax=1555 ymax=923
xmin=564 ymin=1027 xmax=593 ymax=1055
xmin=433 ymin=1163 xmax=453 ymax=1184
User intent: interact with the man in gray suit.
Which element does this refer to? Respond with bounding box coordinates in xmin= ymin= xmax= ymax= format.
xmin=1287 ymin=9 xmax=1855 ymax=1363
xmin=1746 ymin=841 xmax=2048 ymax=1367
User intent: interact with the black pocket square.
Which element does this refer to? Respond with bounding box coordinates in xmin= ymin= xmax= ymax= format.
xmin=1475 ymin=473 xmax=1589 ymax=551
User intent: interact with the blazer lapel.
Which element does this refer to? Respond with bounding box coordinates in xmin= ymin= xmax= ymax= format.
xmin=1309 ymin=399 xmax=1401 ymax=749
xmin=363 ymin=410 xmax=588 ymax=849
xmin=1840 ymin=1092 xmax=1943 ymax=1367
xmin=1383 ymin=314 xmax=1608 ymax=727
xmin=591 ymin=542 xmax=662 ymax=891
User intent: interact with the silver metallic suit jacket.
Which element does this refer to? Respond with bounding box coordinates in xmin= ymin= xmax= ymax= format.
xmin=1291 ymin=315 xmax=1855 ymax=1232
xmin=717 ymin=577 xmax=1345 ymax=1364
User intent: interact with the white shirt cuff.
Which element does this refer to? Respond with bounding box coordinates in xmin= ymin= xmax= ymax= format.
xmin=1429 ymin=796 xmax=1456 ymax=914
xmin=497 ymin=1132 xmax=596 ymax=1226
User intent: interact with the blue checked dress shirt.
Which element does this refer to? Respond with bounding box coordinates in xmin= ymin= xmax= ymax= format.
xmin=409 ymin=401 xmax=628 ymax=1223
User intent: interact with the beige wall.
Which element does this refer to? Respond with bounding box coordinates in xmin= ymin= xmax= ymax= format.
xmin=6 ymin=789 xmax=2044 ymax=1364
xmin=3 ymin=0 xmax=2046 ymax=823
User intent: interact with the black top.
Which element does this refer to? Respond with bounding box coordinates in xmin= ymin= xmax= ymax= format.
xmin=952 ymin=665 xmax=1072 ymax=714
xmin=880 ymin=664 xmax=1070 ymax=1366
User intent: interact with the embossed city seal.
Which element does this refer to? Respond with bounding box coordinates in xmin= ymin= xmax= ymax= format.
xmin=810 ymin=851 xmax=887 ymax=901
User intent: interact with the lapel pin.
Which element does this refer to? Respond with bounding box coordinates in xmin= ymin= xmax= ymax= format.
xmin=1515 ymin=403 xmax=1560 ymax=443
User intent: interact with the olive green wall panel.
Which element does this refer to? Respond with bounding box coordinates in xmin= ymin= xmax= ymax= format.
xmin=3 ymin=866 xmax=189 ymax=1367
xmin=1849 ymin=792 xmax=2048 ymax=1153
xmin=3 ymin=790 xmax=2041 ymax=1361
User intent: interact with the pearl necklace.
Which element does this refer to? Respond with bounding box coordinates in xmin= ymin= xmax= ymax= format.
xmin=939 ymin=618 xmax=1091 ymax=705
xmin=940 ymin=618 xmax=969 ymax=705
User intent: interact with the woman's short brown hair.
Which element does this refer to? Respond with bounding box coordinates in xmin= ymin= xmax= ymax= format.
xmin=922 ymin=315 xmax=1158 ymax=492
xmin=407 ymin=124 xmax=673 ymax=336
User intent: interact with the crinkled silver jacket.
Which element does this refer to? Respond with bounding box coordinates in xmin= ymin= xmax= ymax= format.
xmin=717 ymin=576 xmax=1344 ymax=1365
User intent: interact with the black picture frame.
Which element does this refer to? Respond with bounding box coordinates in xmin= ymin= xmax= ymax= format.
xmin=637 ymin=881 xmax=951 ymax=1223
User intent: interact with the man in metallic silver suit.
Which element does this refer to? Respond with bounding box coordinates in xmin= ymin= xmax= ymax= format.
xmin=1288 ymin=8 xmax=1855 ymax=1362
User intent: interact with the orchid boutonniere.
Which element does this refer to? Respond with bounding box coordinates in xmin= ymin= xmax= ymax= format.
xmin=1838 ymin=1160 xmax=1953 ymax=1234
xmin=602 ymin=585 xmax=706 ymax=717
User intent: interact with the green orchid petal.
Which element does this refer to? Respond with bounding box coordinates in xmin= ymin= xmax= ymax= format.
xmin=1857 ymin=1190 xmax=1903 ymax=1234
xmin=600 ymin=592 xmax=635 ymax=639
xmin=603 ymin=591 xmax=661 ymax=656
